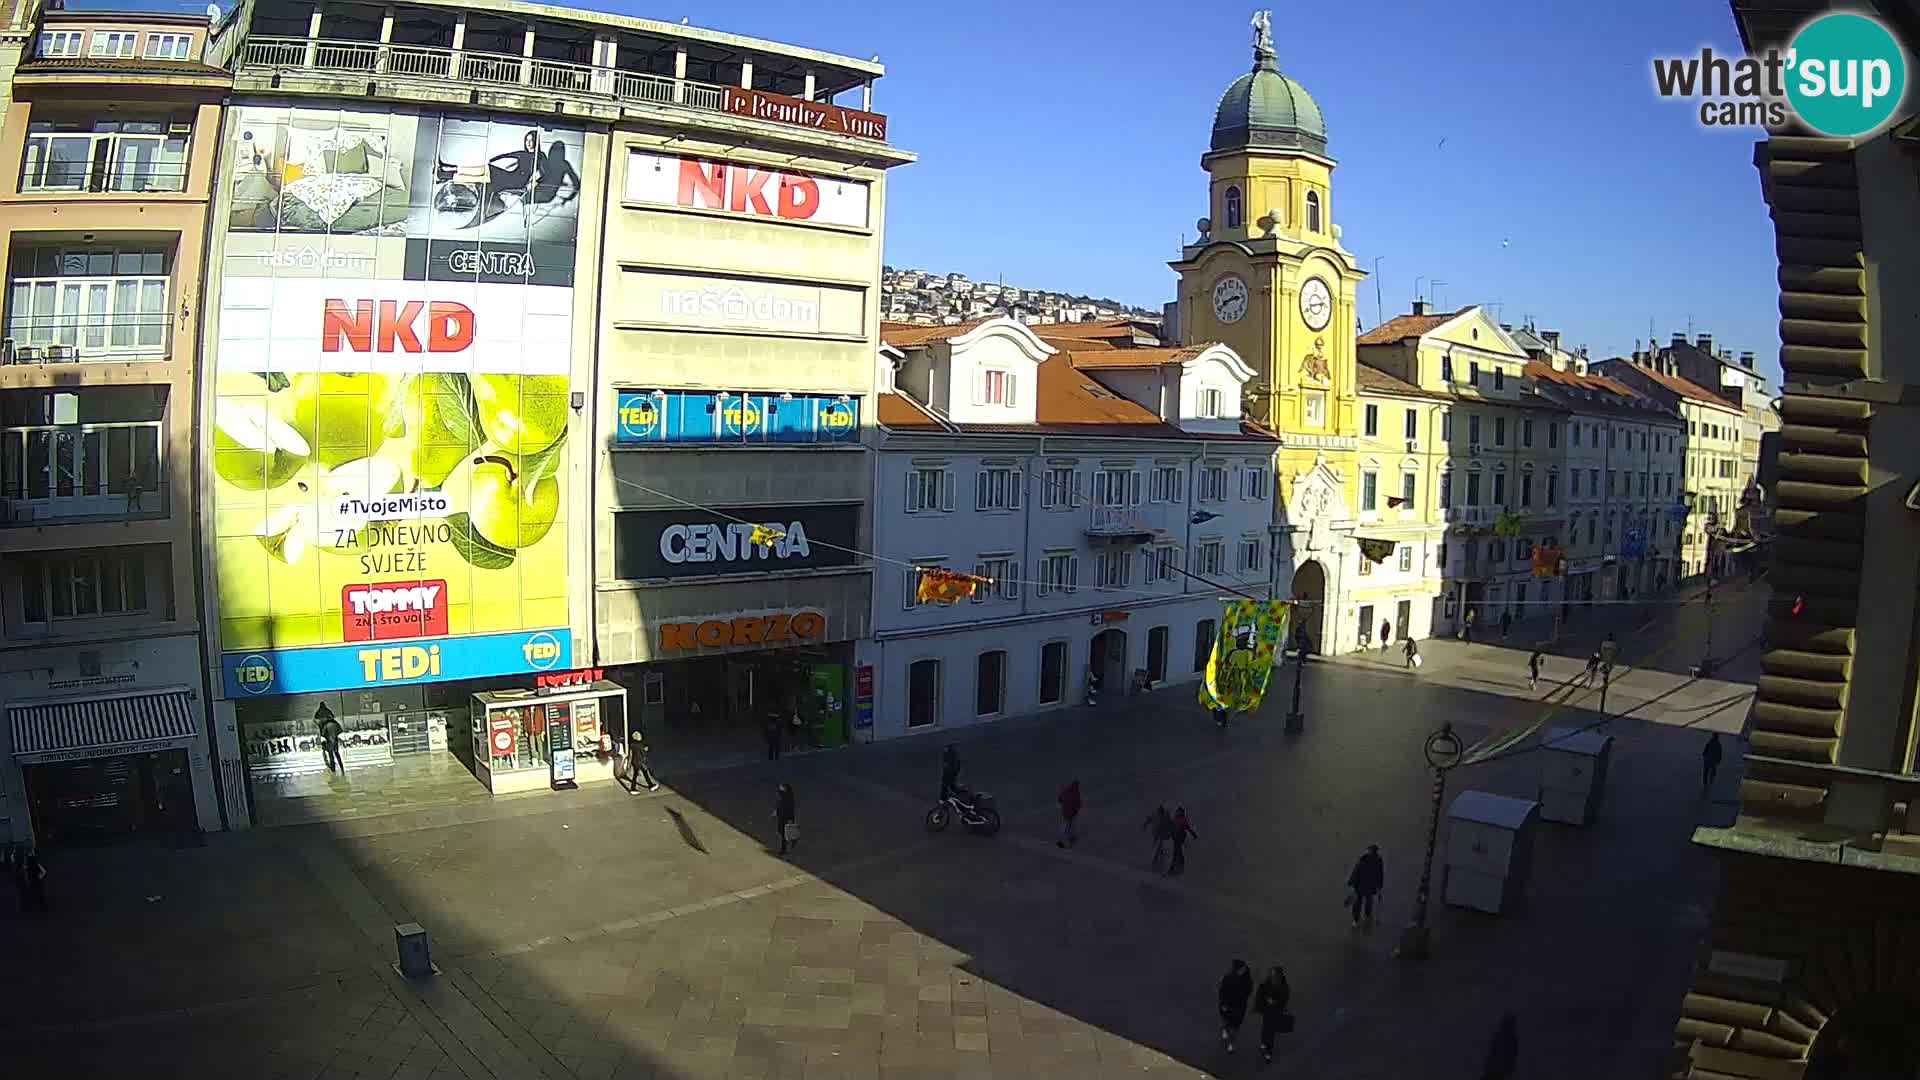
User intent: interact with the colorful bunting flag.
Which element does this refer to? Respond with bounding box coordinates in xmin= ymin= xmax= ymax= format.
xmin=1198 ymin=599 xmax=1290 ymax=714
xmin=748 ymin=524 xmax=786 ymax=549
xmin=916 ymin=567 xmax=983 ymax=605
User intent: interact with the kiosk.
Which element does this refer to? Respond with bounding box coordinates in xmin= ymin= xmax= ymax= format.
xmin=469 ymin=680 xmax=628 ymax=794
xmin=1442 ymin=790 xmax=1540 ymax=915
xmin=1537 ymin=727 xmax=1614 ymax=826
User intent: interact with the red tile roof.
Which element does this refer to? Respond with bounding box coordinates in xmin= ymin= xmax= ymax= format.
xmin=876 ymin=392 xmax=947 ymax=431
xmin=1066 ymin=344 xmax=1211 ymax=370
xmin=879 ymin=320 xmax=989 ymax=347
xmin=1356 ymin=310 xmax=1465 ymax=346
xmin=1621 ymin=362 xmax=1740 ymax=409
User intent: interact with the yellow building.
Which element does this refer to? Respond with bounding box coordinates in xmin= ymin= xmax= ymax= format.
xmin=1169 ymin=18 xmax=1369 ymax=650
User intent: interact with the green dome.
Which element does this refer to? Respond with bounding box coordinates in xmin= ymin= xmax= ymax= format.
xmin=1211 ymin=48 xmax=1327 ymax=156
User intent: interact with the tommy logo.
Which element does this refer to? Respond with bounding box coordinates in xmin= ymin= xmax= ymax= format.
xmin=322 ymin=299 xmax=475 ymax=353
xmin=342 ymin=580 xmax=449 ymax=641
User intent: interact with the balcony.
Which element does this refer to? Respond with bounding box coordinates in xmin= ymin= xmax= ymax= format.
xmin=1445 ymin=505 xmax=1494 ymax=526
xmin=1 ymin=480 xmax=169 ymax=525
xmin=237 ymin=37 xmax=879 ymax=140
xmin=1086 ymin=504 xmax=1165 ymax=543
xmin=2 ymin=316 xmax=173 ymax=365
xmin=1 ymin=415 xmax=168 ymax=525
xmin=20 ymin=125 xmax=192 ymax=195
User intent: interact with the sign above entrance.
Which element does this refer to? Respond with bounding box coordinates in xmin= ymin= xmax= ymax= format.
xmin=624 ymin=152 xmax=871 ymax=228
xmin=613 ymin=503 xmax=859 ymax=581
xmin=535 ymin=667 xmax=604 ymax=693
xmin=656 ymin=609 xmax=828 ymax=652
xmin=613 ymin=389 xmax=859 ymax=446
xmin=221 ymin=628 xmax=569 ymax=697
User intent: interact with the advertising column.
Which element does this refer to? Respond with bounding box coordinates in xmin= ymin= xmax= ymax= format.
xmin=209 ymin=104 xmax=588 ymax=786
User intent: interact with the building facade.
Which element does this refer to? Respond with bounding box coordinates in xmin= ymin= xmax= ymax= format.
xmin=189 ymin=0 xmax=904 ymax=820
xmin=0 ymin=2 xmax=228 ymax=847
xmin=866 ymin=317 xmax=1277 ymax=738
xmin=1349 ymin=365 xmax=1448 ymax=650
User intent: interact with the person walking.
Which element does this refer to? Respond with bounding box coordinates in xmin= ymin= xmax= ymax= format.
xmin=8 ymin=848 xmax=25 ymax=914
xmin=315 ymin=702 xmax=344 ymax=774
xmin=1168 ymin=805 xmax=1197 ymax=876
xmin=1527 ymin=649 xmax=1543 ymax=692
xmin=1056 ymin=780 xmax=1082 ymax=849
xmin=624 ymin=723 xmax=660 ymax=794
xmin=1702 ymin=732 xmax=1724 ymax=793
xmin=1402 ymin=637 xmax=1419 ymax=671
xmin=1346 ymin=844 xmax=1384 ymax=928
xmin=1253 ymin=965 xmax=1292 ymax=1063
xmin=1462 ymin=607 xmax=1476 ymax=643
xmin=763 ymin=711 xmax=783 ymax=761
xmin=1480 ymin=1012 xmax=1519 ymax=1080
xmin=20 ymin=850 xmax=48 ymax=914
xmin=1583 ymin=649 xmax=1602 ymax=688
xmin=940 ymin=745 xmax=964 ymax=803
xmin=1143 ymin=804 xmax=1174 ymax=869
xmin=774 ymin=783 xmax=797 ymax=856
xmin=1217 ymin=959 xmax=1254 ymax=1054
xmin=1379 ymin=619 xmax=1392 ymax=655
xmin=1500 ymin=608 xmax=1513 ymax=640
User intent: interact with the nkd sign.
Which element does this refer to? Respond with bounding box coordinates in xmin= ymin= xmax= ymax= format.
xmin=625 ymin=151 xmax=870 ymax=229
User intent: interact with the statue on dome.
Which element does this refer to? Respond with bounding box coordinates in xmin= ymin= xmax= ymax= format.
xmin=1250 ymin=10 xmax=1274 ymax=53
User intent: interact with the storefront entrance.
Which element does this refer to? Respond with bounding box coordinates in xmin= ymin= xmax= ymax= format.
xmin=617 ymin=643 xmax=852 ymax=770
xmin=23 ymin=749 xmax=197 ymax=848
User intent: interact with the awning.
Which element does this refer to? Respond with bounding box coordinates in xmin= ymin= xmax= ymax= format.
xmin=9 ymin=689 xmax=199 ymax=759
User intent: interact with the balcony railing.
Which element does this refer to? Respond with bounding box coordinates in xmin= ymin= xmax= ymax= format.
xmin=1086 ymin=504 xmax=1168 ymax=539
xmin=0 ymin=480 xmax=169 ymax=525
xmin=3 ymin=318 xmax=173 ymax=364
xmin=238 ymin=37 xmax=818 ymax=135
xmin=20 ymin=164 xmax=189 ymax=195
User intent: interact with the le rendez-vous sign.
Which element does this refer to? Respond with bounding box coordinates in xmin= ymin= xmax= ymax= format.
xmin=722 ymin=86 xmax=888 ymax=142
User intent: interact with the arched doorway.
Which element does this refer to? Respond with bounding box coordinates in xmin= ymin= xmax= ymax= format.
xmin=1291 ymin=559 xmax=1326 ymax=653
xmin=1806 ymin=996 xmax=1920 ymax=1079
xmin=1089 ymin=627 xmax=1129 ymax=698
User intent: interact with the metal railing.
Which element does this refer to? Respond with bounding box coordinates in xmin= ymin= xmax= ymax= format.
xmin=20 ymin=164 xmax=189 ymax=194
xmin=237 ymin=37 xmax=843 ymax=135
xmin=2 ymin=320 xmax=173 ymax=363
xmin=0 ymin=481 xmax=170 ymax=525
xmin=1087 ymin=504 xmax=1167 ymax=535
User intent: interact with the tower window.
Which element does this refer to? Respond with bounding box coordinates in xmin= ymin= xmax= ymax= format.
xmin=1305 ymin=190 xmax=1322 ymax=232
xmin=1224 ymin=186 xmax=1243 ymax=229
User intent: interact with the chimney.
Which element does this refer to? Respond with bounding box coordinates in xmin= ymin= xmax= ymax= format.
xmin=1411 ymin=299 xmax=1428 ymax=316
xmin=1739 ymin=350 xmax=1755 ymax=367
xmin=1696 ymin=333 xmax=1712 ymax=354
xmin=1543 ymin=330 xmax=1561 ymax=349
xmin=1671 ymin=332 xmax=1686 ymax=348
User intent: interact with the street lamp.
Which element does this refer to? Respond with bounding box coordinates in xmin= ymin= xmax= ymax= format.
xmin=1398 ymin=722 xmax=1464 ymax=963
xmin=1284 ymin=618 xmax=1307 ymax=733
xmin=1698 ymin=502 xmax=1720 ymax=678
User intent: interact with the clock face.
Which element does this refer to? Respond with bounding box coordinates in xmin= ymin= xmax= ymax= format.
xmin=1212 ymin=275 xmax=1249 ymax=324
xmin=1299 ymin=277 xmax=1333 ymax=331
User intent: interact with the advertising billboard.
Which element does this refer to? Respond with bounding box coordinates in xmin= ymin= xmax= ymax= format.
xmin=612 ymin=503 xmax=861 ymax=580
xmin=213 ymin=104 xmax=585 ymax=697
xmin=617 ymin=268 xmax=866 ymax=337
xmin=612 ymin=389 xmax=859 ymax=445
xmin=623 ymin=151 xmax=871 ymax=228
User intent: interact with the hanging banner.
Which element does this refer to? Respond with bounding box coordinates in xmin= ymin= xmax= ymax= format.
xmin=1356 ymin=537 xmax=1396 ymax=564
xmin=1198 ymin=599 xmax=1290 ymax=713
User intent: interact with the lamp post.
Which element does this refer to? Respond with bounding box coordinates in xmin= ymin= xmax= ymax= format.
xmin=1698 ymin=503 xmax=1719 ymax=678
xmin=1284 ymin=621 xmax=1306 ymax=733
xmin=1398 ymin=722 xmax=1464 ymax=963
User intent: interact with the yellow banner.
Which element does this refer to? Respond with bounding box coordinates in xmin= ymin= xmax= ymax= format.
xmin=1198 ymin=600 xmax=1290 ymax=713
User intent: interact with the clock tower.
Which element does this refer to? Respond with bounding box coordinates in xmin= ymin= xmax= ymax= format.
xmin=1169 ymin=12 xmax=1371 ymax=642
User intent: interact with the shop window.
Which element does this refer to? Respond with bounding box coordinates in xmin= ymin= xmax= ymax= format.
xmin=975 ymin=650 xmax=1006 ymax=716
xmin=1147 ymin=626 xmax=1169 ymax=683
xmin=1039 ymin=641 xmax=1067 ymax=705
xmin=908 ymin=659 xmax=940 ymax=728
xmin=1193 ymin=619 xmax=1216 ymax=672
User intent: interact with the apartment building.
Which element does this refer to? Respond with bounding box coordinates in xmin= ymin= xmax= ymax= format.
xmin=1351 ymin=365 xmax=1449 ymax=649
xmin=867 ymin=317 xmax=1277 ymax=736
xmin=0 ymin=2 xmax=228 ymax=847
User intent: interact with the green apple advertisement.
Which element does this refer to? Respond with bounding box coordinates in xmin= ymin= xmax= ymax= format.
xmin=213 ymin=104 xmax=585 ymax=697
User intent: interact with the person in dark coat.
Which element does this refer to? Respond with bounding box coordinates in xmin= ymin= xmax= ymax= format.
xmin=1143 ymin=804 xmax=1173 ymax=868
xmin=1481 ymin=1012 xmax=1518 ymax=1080
xmin=20 ymin=850 xmax=48 ymax=913
xmin=1403 ymin=637 xmax=1419 ymax=671
xmin=1217 ymin=959 xmax=1253 ymax=1053
xmin=763 ymin=712 xmax=783 ymax=761
xmin=1527 ymin=649 xmax=1543 ymax=691
xmin=315 ymin=702 xmax=344 ymax=773
xmin=1347 ymin=844 xmax=1384 ymax=927
xmin=1500 ymin=608 xmax=1513 ymax=639
xmin=1168 ymin=806 xmax=1197 ymax=876
xmin=1254 ymin=965 xmax=1291 ymax=1063
xmin=940 ymin=745 xmax=964 ymax=803
xmin=1702 ymin=733 xmax=1724 ymax=792
xmin=624 ymin=723 xmax=659 ymax=794
xmin=774 ymin=783 xmax=797 ymax=856
xmin=1379 ymin=619 xmax=1392 ymax=654
xmin=1056 ymin=780 xmax=1082 ymax=848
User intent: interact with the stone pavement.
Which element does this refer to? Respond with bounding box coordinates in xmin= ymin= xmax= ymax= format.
xmin=0 ymin=589 xmax=1766 ymax=1079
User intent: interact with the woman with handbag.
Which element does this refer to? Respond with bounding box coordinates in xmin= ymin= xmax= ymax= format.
xmin=1253 ymin=965 xmax=1292 ymax=1063
xmin=775 ymin=783 xmax=798 ymax=856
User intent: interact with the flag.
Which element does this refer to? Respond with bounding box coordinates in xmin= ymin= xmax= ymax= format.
xmin=1386 ymin=496 xmax=1406 ymax=508
xmin=1357 ymin=537 xmax=1396 ymax=564
xmin=1198 ymin=600 xmax=1290 ymax=713
xmin=916 ymin=567 xmax=981 ymax=605
xmin=748 ymin=524 xmax=786 ymax=549
xmin=1493 ymin=511 xmax=1523 ymax=539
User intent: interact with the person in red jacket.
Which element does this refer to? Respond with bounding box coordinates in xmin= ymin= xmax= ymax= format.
xmin=1056 ymin=780 xmax=1082 ymax=848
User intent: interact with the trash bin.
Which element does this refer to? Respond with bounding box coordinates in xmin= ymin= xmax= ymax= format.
xmin=1442 ymin=790 xmax=1540 ymax=915
xmin=1537 ymin=727 xmax=1613 ymax=826
xmin=394 ymin=922 xmax=433 ymax=978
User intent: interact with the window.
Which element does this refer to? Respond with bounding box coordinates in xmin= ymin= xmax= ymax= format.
xmin=970 ymin=554 xmax=1020 ymax=603
xmin=1522 ymin=418 xmax=1533 ymax=447
xmin=977 ymin=369 xmax=1015 ymax=406
xmin=1548 ymin=423 xmax=1559 ymax=449
xmin=1094 ymin=549 xmax=1132 ymax=589
xmin=1147 ymin=626 xmax=1170 ymax=683
xmin=1469 ymin=414 xmax=1481 ymax=445
xmin=1587 ymin=516 xmax=1597 ymax=544
xmin=1609 ymin=427 xmax=1617 ymax=448
xmin=1469 ymin=361 xmax=1481 ymax=386
xmin=38 ymin=31 xmax=83 ymax=56
xmin=903 ymin=560 xmax=947 ymax=609
xmin=1 ymin=387 xmax=167 ymax=508
xmin=1149 ymin=465 xmax=1183 ymax=503
xmin=1037 ymin=551 xmax=1077 ymax=595
xmin=19 ymin=548 xmax=150 ymax=622
xmin=1199 ymin=465 xmax=1229 ymax=502
xmin=1091 ymin=467 xmax=1140 ymax=508
xmin=1238 ymin=537 xmax=1264 ymax=574
xmin=4 ymin=244 xmax=173 ymax=355
xmin=1240 ymin=464 xmax=1269 ymax=501
xmin=1150 ymin=545 xmax=1181 ymax=583
xmin=1489 ymin=539 xmax=1506 ymax=563
xmin=905 ymin=466 xmax=952 ymax=512
xmin=1303 ymin=391 xmax=1326 ymax=426
xmin=90 ymin=31 xmax=139 ymax=57
xmin=1364 ymin=404 xmax=1379 ymax=436
xmin=1546 ymin=471 xmax=1559 ymax=507
xmin=1494 ymin=417 xmax=1507 ymax=447
xmin=1639 ymin=472 xmax=1648 ymax=496
xmin=1193 ymin=620 xmax=1216 ymax=672
xmin=1441 ymin=410 xmax=1452 ymax=439
xmin=1199 ymin=388 xmax=1224 ymax=418
xmin=1224 ymin=185 xmax=1243 ymax=229
xmin=1494 ymin=368 xmax=1506 ymax=391
xmin=974 ymin=465 xmax=1022 ymax=511
xmin=975 ymin=650 xmax=1007 ymax=716
xmin=1439 ymin=472 xmax=1452 ymax=509
xmin=1305 ymin=190 xmax=1322 ymax=232
xmin=1039 ymin=641 xmax=1068 ymax=704
xmin=1571 ymin=470 xmax=1581 ymax=497
xmin=1465 ymin=471 xmax=1482 ymax=505
xmin=1441 ymin=356 xmax=1454 ymax=382
xmin=1571 ymin=424 xmax=1581 ymax=447
xmin=1404 ymin=409 xmax=1418 ymax=440
xmin=1400 ymin=472 xmax=1416 ymax=509
xmin=1361 ymin=470 xmax=1378 ymax=512
xmin=144 ymin=33 xmax=192 ymax=59
xmin=1398 ymin=545 xmax=1414 ymax=573
xmin=1197 ymin=540 xmax=1226 ymax=575
xmin=1520 ymin=471 xmax=1533 ymax=507
xmin=1589 ymin=467 xmax=1599 ymax=494
xmin=1608 ymin=470 xmax=1617 ymax=496
xmin=907 ymin=659 xmax=940 ymax=728
xmin=1041 ymin=466 xmax=1077 ymax=509
xmin=1492 ymin=471 xmax=1507 ymax=506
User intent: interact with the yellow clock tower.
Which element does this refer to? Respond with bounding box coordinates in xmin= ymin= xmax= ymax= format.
xmin=1169 ymin=13 xmax=1369 ymax=645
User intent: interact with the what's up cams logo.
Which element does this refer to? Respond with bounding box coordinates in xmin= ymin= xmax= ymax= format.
xmin=1654 ymin=12 xmax=1908 ymax=137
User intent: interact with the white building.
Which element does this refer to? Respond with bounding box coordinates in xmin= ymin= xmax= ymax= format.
xmin=865 ymin=318 xmax=1277 ymax=738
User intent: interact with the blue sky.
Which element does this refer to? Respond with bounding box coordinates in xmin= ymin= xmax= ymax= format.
xmin=108 ymin=0 xmax=1781 ymax=378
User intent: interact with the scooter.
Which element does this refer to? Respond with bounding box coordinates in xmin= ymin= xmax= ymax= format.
xmin=926 ymin=789 xmax=1001 ymax=836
